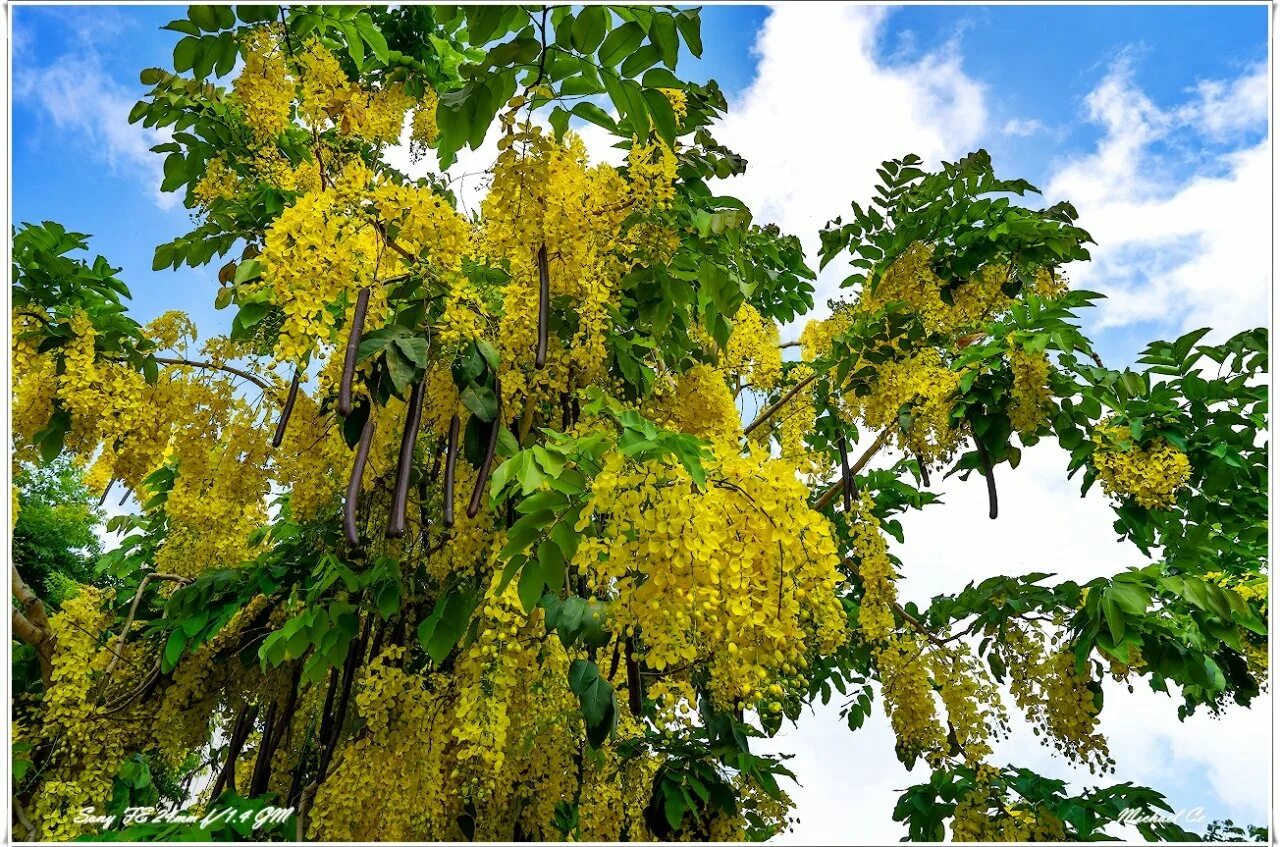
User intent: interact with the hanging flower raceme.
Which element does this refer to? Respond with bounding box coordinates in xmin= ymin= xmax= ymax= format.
xmin=1090 ymin=423 xmax=1191 ymax=509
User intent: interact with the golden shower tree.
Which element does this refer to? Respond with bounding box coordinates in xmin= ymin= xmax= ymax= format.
xmin=10 ymin=5 xmax=1267 ymax=842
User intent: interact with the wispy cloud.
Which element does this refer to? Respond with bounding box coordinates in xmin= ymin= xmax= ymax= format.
xmin=13 ymin=10 xmax=175 ymax=209
xmin=1003 ymin=116 xmax=1046 ymax=137
xmin=1045 ymin=59 xmax=1268 ymax=336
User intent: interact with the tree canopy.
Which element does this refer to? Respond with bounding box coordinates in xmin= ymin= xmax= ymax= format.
xmin=10 ymin=4 xmax=1268 ymax=843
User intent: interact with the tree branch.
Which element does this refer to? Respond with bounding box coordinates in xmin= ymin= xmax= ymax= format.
xmin=145 ymin=356 xmax=277 ymax=397
xmin=743 ymin=369 xmax=821 ymax=438
xmin=101 ymin=572 xmax=192 ymax=686
xmin=12 ymin=610 xmax=53 ymax=689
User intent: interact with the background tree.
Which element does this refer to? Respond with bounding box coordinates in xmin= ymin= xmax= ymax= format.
xmin=12 ymin=456 xmax=106 ymax=605
xmin=9 ymin=4 xmax=1267 ymax=842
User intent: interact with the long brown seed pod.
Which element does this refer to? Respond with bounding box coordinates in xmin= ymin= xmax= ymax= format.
xmin=443 ymin=413 xmax=461 ymax=528
xmin=386 ymin=380 xmax=426 ymax=539
xmin=918 ymin=455 xmax=931 ymax=488
xmin=97 ymin=477 xmax=118 ymax=507
xmin=248 ymin=700 xmax=278 ymax=797
xmin=467 ymin=401 xmax=502 ymax=519
xmin=343 ymin=415 xmax=375 ymax=548
xmin=535 ymin=244 xmax=549 ymax=369
xmin=271 ymin=368 xmax=302 ymax=448
xmin=836 ymin=432 xmax=855 ymax=512
xmin=337 ymin=287 xmax=371 ymax=418
xmin=972 ymin=436 xmax=998 ymax=520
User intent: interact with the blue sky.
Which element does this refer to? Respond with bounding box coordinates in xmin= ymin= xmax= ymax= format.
xmin=11 ymin=4 xmax=1270 ymax=843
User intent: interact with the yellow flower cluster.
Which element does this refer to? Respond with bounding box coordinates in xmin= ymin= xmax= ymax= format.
xmin=575 ymin=445 xmax=847 ymax=710
xmin=799 ymin=307 xmax=853 ymax=362
xmin=877 ymin=633 xmax=948 ymax=762
xmin=1000 ymin=624 xmax=1112 ymax=773
xmin=145 ymin=310 xmax=198 ymax=349
xmin=660 ymin=87 xmax=688 ymax=123
xmin=929 ymin=646 xmax=1006 ymax=766
xmin=851 ymin=348 xmax=962 ymax=464
xmin=481 ymin=126 xmax=633 ymax=413
xmin=856 ymin=243 xmax=1014 ymax=337
xmin=1091 ymin=424 xmax=1192 ymax=510
xmin=774 ymin=365 xmax=820 ymax=473
xmin=152 ymin=595 xmax=272 ymax=765
xmin=294 ymin=37 xmax=349 ymax=127
xmin=722 ymin=303 xmax=782 ymax=391
xmin=411 ymin=88 xmax=441 ymax=150
xmin=952 ymin=788 xmax=1067 ymax=842
xmin=438 ymin=276 xmax=491 ymax=349
xmin=850 ymin=495 xmax=896 ymax=642
xmin=251 ymin=145 xmax=323 ymax=194
xmin=193 ymin=154 xmax=242 ymax=207
xmin=627 ymin=136 xmax=679 ymax=211
xmin=1008 ymin=347 xmax=1052 ymax=436
xmin=255 ymin=157 xmax=471 ymax=364
xmin=312 ymin=597 xmax=640 ymax=841
xmin=344 ymin=82 xmax=414 ymax=143
xmin=233 ymin=26 xmax=293 ymax=141
xmin=32 ymin=588 xmax=156 ymax=840
xmin=649 ymin=363 xmax=742 ymax=443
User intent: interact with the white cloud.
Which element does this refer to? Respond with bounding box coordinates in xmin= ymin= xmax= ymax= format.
xmin=1003 ymin=117 xmax=1046 ymax=137
xmin=1044 ymin=60 xmax=1268 ymax=338
xmin=14 ymin=40 xmax=175 ymax=209
xmin=714 ymin=3 xmax=987 ymax=334
xmin=1180 ymin=62 xmax=1268 ymax=143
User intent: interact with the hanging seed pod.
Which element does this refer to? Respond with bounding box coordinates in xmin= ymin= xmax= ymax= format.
xmin=467 ymin=402 xmax=502 ymax=519
xmin=918 ymin=455 xmax=931 ymax=488
xmin=271 ymin=368 xmax=302 ymax=448
xmin=443 ymin=413 xmax=461 ymax=528
xmin=387 ymin=380 xmax=426 ymax=539
xmin=343 ymin=415 xmax=375 ymax=548
xmin=973 ymin=436 xmax=998 ymax=520
xmin=535 ymin=244 xmax=549 ymax=369
xmin=337 ymin=287 xmax=371 ymax=418
xmin=836 ymin=432 xmax=855 ymax=511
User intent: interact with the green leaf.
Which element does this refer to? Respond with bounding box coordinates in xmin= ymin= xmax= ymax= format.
xmin=173 ymin=36 xmax=201 ymax=74
xmin=674 ymin=10 xmax=703 ymax=58
xmin=537 ymin=540 xmax=566 ymax=595
xmin=459 ymin=382 xmax=498 ymax=422
xmin=642 ymin=87 xmax=677 ymax=147
xmin=641 ymin=67 xmax=681 ymax=89
xmin=597 ymin=21 xmax=645 ymax=68
xmin=568 ymin=659 xmax=617 ymax=749
xmin=394 ymin=336 xmax=431 ymax=368
xmin=649 ymin=13 xmax=679 ymax=69
xmin=571 ymin=5 xmax=609 ymax=54
xmin=342 ymin=21 xmax=365 ymax=70
xmin=620 ymin=44 xmax=660 ymax=79
xmin=549 ymin=105 xmax=571 ymax=140
xmin=358 ymin=16 xmax=389 ymax=63
xmin=417 ymin=587 xmax=480 ymax=664
xmin=1102 ymin=595 xmax=1126 ymax=644
xmin=517 ymin=559 xmax=545 ymax=613
xmin=385 ymin=345 xmax=416 ymax=395
xmin=188 ymin=5 xmax=223 ymax=32
xmin=571 ymin=101 xmax=617 ymax=133
xmin=162 ymin=630 xmax=187 ymax=673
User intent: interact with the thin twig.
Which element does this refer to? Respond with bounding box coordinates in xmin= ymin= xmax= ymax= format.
xmin=743 ymin=369 xmax=821 ymax=438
